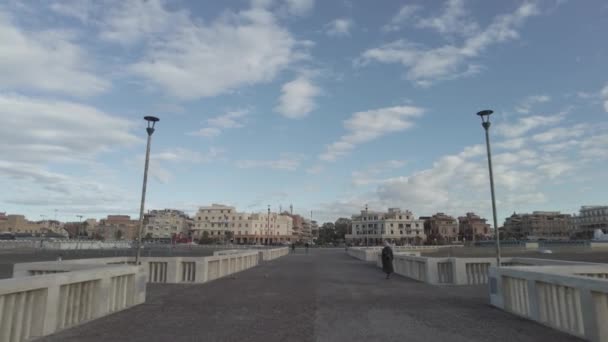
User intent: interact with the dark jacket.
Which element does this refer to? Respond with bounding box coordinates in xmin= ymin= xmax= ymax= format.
xmin=381 ymin=246 xmax=394 ymax=274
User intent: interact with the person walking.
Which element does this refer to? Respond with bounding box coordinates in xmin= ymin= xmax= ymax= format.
xmin=291 ymin=243 xmax=296 ymax=254
xmin=381 ymin=240 xmax=394 ymax=279
xmin=305 ymin=242 xmax=309 ymax=254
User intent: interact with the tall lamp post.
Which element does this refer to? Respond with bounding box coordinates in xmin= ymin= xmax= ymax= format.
xmin=135 ymin=116 xmax=159 ymax=264
xmin=477 ymin=110 xmax=501 ymax=267
xmin=267 ymin=205 xmax=271 ymax=245
xmin=365 ymin=204 xmax=368 ymax=247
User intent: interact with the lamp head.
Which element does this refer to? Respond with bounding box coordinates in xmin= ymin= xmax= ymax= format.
xmin=476 ymin=110 xmax=493 ymax=129
xmin=144 ymin=116 xmax=159 ymax=135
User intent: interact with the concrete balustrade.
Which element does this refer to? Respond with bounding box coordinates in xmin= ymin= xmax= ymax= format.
xmin=489 ymin=264 xmax=608 ymax=341
xmin=368 ymin=255 xmax=599 ymax=286
xmin=0 ymin=264 xmax=145 ymax=342
xmin=12 ymin=249 xmax=277 ymax=285
xmin=0 ymin=240 xmax=132 ymax=250
xmin=347 ymin=245 xmax=462 ymax=262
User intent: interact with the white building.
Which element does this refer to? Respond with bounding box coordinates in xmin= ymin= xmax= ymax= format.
xmin=346 ymin=208 xmax=426 ymax=245
xmin=576 ymin=205 xmax=608 ymax=238
xmin=192 ymin=204 xmax=294 ymax=244
xmin=143 ymin=209 xmax=192 ymax=239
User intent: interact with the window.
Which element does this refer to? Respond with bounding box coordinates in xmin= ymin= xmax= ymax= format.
xmin=399 ymin=216 xmax=402 ymax=219
xmin=390 ymin=223 xmax=393 ymax=227
xmin=245 ymin=224 xmax=248 ymax=227
xmin=391 ymin=230 xmax=394 ymax=234
xmin=399 ymin=224 xmax=404 ymax=229
xmin=415 ymin=224 xmax=419 ymax=228
xmin=406 ymin=216 xmax=409 ymax=220
xmin=406 ymin=224 xmax=411 ymax=228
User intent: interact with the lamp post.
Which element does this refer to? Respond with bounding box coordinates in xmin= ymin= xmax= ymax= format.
xmin=477 ymin=110 xmax=501 ymax=267
xmin=135 ymin=116 xmax=159 ymax=264
xmin=267 ymin=205 xmax=271 ymax=245
xmin=76 ymin=215 xmax=83 ymax=239
xmin=365 ymin=204 xmax=368 ymax=247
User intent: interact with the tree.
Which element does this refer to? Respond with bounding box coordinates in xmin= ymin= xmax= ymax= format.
xmin=225 ymin=231 xmax=234 ymax=244
xmin=334 ymin=218 xmax=351 ymax=241
xmin=145 ymin=233 xmax=153 ymax=239
xmin=114 ymin=229 xmax=123 ymax=240
xmin=198 ymin=231 xmax=213 ymax=245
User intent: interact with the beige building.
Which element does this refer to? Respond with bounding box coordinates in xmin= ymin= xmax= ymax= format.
xmin=458 ymin=212 xmax=491 ymax=241
xmin=0 ymin=215 xmax=43 ymax=234
xmin=574 ymin=206 xmax=608 ymax=239
xmin=96 ymin=215 xmax=139 ymax=240
xmin=346 ymin=208 xmax=426 ymax=245
xmin=503 ymin=211 xmax=572 ymax=240
xmin=425 ymin=213 xmax=459 ymax=243
xmin=143 ymin=209 xmax=192 ymax=239
xmin=192 ymin=204 xmax=294 ymax=244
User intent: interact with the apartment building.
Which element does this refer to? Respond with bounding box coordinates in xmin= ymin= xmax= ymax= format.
xmin=502 ymin=211 xmax=572 ymax=240
xmin=424 ymin=213 xmax=459 ymax=243
xmin=192 ymin=204 xmax=294 ymax=244
xmin=346 ymin=208 xmax=426 ymax=245
xmin=458 ymin=212 xmax=492 ymax=241
xmin=143 ymin=209 xmax=192 ymax=239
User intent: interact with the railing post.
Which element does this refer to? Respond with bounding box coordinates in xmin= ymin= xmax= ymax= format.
xmin=580 ymin=289 xmax=600 ymax=341
xmin=42 ymin=284 xmax=60 ymax=336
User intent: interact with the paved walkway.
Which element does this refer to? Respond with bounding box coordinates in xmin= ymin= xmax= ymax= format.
xmin=41 ymin=249 xmax=582 ymax=342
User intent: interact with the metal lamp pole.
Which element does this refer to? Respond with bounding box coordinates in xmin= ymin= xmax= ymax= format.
xmin=267 ymin=205 xmax=271 ymax=245
xmin=365 ymin=204 xmax=368 ymax=247
xmin=477 ymin=110 xmax=501 ymax=267
xmin=135 ymin=116 xmax=159 ymax=264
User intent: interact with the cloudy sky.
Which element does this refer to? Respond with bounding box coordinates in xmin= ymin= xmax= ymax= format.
xmin=0 ymin=0 xmax=606 ymax=224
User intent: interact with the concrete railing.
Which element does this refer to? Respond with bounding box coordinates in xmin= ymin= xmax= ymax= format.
xmin=12 ymin=250 xmax=271 ymax=285
xmin=0 ymin=264 xmax=145 ymax=342
xmin=370 ymin=255 xmax=598 ymax=286
xmin=489 ymin=264 xmax=608 ymax=342
xmin=0 ymin=240 xmax=132 ymax=250
xmin=258 ymin=247 xmax=289 ymax=261
xmin=347 ymin=245 xmax=460 ymax=262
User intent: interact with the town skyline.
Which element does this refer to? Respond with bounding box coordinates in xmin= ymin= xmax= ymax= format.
xmin=1 ymin=0 xmax=607 ymax=225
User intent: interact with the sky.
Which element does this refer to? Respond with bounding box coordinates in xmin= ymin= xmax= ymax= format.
xmin=0 ymin=0 xmax=607 ymax=225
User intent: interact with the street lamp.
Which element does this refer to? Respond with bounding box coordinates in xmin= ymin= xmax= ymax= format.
xmin=477 ymin=110 xmax=501 ymax=267
xmin=267 ymin=205 xmax=271 ymax=245
xmin=365 ymin=204 xmax=368 ymax=247
xmin=135 ymin=116 xmax=159 ymax=264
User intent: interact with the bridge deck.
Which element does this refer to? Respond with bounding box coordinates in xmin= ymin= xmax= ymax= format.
xmin=41 ymin=249 xmax=582 ymax=342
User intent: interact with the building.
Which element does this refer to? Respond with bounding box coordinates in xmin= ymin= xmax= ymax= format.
xmin=96 ymin=215 xmax=139 ymax=240
xmin=458 ymin=212 xmax=491 ymax=242
xmin=425 ymin=213 xmax=459 ymax=243
xmin=192 ymin=204 xmax=294 ymax=244
xmin=0 ymin=215 xmax=43 ymax=234
xmin=282 ymin=212 xmax=305 ymax=242
xmin=574 ymin=206 xmax=608 ymax=239
xmin=143 ymin=209 xmax=192 ymax=239
xmin=346 ymin=208 xmax=426 ymax=245
xmin=502 ymin=211 xmax=572 ymax=240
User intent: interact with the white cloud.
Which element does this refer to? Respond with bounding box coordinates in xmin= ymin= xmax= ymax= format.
xmin=531 ymin=124 xmax=586 ymax=143
xmin=0 ymin=11 xmax=109 ymax=96
xmin=123 ymin=2 xmax=305 ymax=99
xmin=189 ymin=109 xmax=249 ymax=138
xmin=496 ymin=137 xmax=526 ymax=150
xmin=515 ymin=95 xmax=551 ymax=114
xmin=359 ymin=2 xmax=538 ymax=86
xmin=352 ymin=160 xmax=407 ymax=186
xmin=601 ymin=84 xmax=608 ymax=112
xmin=275 ymin=76 xmax=321 ymax=119
xmin=0 ymin=93 xmax=138 ymax=164
xmin=326 ymin=18 xmax=353 ymax=37
xmin=320 ymin=106 xmax=424 ymax=161
xmin=383 ymin=5 xmax=420 ymax=32
xmin=306 ymin=164 xmax=324 ymax=175
xmin=495 ymin=113 xmax=565 ymax=138
xmin=285 ymin=0 xmax=314 ymax=16
xmin=416 ymin=0 xmax=479 ymax=38
xmin=191 ymin=127 xmax=221 ymax=138
xmin=236 ymin=153 xmax=303 ymax=171
xmin=147 ymin=147 xmax=223 ymax=182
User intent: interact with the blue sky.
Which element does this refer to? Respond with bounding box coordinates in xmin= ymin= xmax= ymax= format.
xmin=0 ymin=0 xmax=606 ymax=224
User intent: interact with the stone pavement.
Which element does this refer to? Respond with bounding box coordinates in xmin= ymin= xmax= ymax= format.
xmin=41 ymin=249 xmax=583 ymax=342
